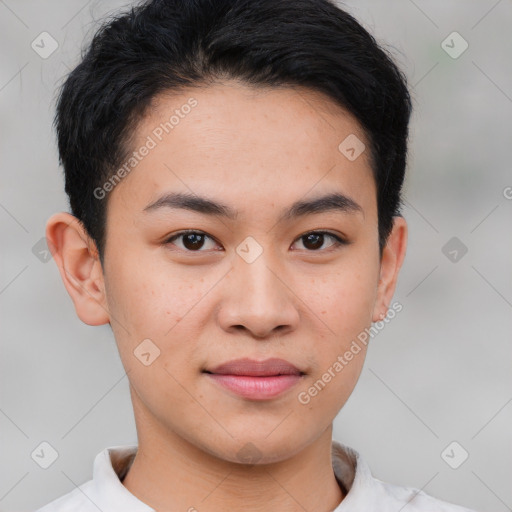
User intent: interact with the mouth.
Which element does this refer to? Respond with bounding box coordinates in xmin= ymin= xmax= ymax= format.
xmin=203 ymin=358 xmax=305 ymax=400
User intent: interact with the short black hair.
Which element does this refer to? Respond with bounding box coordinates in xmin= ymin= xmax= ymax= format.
xmin=55 ymin=0 xmax=412 ymax=263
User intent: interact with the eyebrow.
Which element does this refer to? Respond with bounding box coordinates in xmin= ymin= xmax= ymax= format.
xmin=143 ymin=191 xmax=363 ymax=222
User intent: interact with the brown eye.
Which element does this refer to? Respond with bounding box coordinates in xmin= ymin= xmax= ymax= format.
xmin=182 ymin=232 xmax=206 ymax=250
xmin=293 ymin=231 xmax=346 ymax=251
xmin=165 ymin=231 xmax=219 ymax=251
xmin=303 ymin=232 xmax=324 ymax=250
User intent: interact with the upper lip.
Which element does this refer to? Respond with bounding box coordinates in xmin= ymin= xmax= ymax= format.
xmin=205 ymin=358 xmax=303 ymax=376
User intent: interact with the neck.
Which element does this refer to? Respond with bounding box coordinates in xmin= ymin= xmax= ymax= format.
xmin=122 ymin=396 xmax=344 ymax=512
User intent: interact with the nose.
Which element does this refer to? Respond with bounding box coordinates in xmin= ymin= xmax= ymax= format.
xmin=217 ymin=251 xmax=300 ymax=339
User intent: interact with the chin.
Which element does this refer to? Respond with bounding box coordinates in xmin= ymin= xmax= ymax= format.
xmin=202 ymin=434 xmax=307 ymax=466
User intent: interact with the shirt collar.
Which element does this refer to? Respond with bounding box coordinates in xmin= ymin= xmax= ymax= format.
xmin=91 ymin=440 xmax=374 ymax=511
xmin=92 ymin=444 xmax=153 ymax=511
xmin=331 ymin=440 xmax=381 ymax=510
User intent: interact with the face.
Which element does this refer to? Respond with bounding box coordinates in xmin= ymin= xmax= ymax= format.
xmin=73 ymin=81 xmax=404 ymax=463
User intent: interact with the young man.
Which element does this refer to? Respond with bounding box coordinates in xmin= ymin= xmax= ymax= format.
xmin=37 ymin=0 xmax=477 ymax=510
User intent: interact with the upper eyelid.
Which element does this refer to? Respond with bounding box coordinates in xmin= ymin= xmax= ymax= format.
xmin=166 ymin=230 xmax=221 ymax=250
xmin=166 ymin=230 xmax=346 ymax=249
xmin=167 ymin=230 xmax=220 ymax=245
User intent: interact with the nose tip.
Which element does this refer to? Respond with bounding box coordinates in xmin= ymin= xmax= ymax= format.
xmin=232 ymin=322 xmax=290 ymax=339
xmin=217 ymin=257 xmax=300 ymax=338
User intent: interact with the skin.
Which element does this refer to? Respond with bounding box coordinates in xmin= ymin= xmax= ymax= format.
xmin=46 ymin=80 xmax=407 ymax=512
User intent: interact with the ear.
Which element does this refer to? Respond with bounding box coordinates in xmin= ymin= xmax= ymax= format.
xmin=372 ymin=216 xmax=408 ymax=322
xmin=45 ymin=212 xmax=110 ymax=326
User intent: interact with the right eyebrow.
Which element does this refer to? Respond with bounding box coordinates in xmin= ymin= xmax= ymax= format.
xmin=143 ymin=192 xmax=239 ymax=220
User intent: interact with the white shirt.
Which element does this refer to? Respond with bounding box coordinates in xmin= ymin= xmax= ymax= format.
xmin=35 ymin=440 xmax=478 ymax=511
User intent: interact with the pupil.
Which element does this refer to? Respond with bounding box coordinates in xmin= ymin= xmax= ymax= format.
xmin=304 ymin=233 xmax=323 ymax=250
xmin=184 ymin=233 xmax=204 ymax=250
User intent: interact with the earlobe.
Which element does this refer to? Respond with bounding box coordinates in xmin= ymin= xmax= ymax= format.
xmin=45 ymin=212 xmax=110 ymax=326
xmin=372 ymin=216 xmax=408 ymax=323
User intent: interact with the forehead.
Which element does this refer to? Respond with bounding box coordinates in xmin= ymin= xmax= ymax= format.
xmin=140 ymin=81 xmax=369 ymax=156
xmin=112 ymin=81 xmax=376 ymax=220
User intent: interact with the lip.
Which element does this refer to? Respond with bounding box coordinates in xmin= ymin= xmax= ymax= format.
xmin=206 ymin=357 xmax=303 ymax=376
xmin=203 ymin=358 xmax=304 ymax=400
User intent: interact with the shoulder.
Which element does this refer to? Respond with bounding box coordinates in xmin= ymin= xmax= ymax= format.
xmin=34 ymin=479 xmax=96 ymax=512
xmin=331 ymin=440 xmax=478 ymax=512
xmin=370 ymin=478 xmax=478 ymax=512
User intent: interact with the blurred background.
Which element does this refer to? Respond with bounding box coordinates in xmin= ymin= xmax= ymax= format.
xmin=1 ymin=1 xmax=511 ymax=510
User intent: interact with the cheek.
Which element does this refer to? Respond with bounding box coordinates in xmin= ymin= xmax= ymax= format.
xmin=104 ymin=261 xmax=201 ymax=384
xmin=104 ymin=256 xmax=218 ymax=385
xmin=105 ymin=253 xmax=199 ymax=334
xmin=301 ymin=260 xmax=378 ymax=343
xmin=295 ymin=267 xmax=374 ymax=415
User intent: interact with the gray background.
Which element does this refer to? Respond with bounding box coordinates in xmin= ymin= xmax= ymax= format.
xmin=1 ymin=1 xmax=511 ymax=511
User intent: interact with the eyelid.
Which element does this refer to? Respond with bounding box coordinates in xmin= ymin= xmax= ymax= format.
xmin=291 ymin=230 xmax=348 ymax=251
xmin=165 ymin=230 xmax=222 ymax=251
xmin=164 ymin=229 xmax=348 ymax=252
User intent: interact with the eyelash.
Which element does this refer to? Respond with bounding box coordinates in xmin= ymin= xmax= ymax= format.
xmin=164 ymin=230 xmax=348 ymax=253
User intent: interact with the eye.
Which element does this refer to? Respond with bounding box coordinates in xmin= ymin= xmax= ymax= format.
xmin=291 ymin=231 xmax=347 ymax=251
xmin=164 ymin=229 xmax=347 ymax=253
xmin=165 ymin=230 xmax=220 ymax=252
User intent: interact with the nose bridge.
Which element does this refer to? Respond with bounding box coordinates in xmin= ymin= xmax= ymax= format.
xmin=234 ymin=246 xmax=284 ymax=307
xmin=219 ymin=242 xmax=299 ymax=336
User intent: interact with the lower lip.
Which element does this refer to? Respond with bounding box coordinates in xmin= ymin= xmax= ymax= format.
xmin=206 ymin=374 xmax=302 ymax=400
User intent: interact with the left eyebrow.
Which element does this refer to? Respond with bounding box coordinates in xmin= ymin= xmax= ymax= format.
xmin=277 ymin=192 xmax=364 ymax=223
xmin=143 ymin=191 xmax=363 ymax=221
